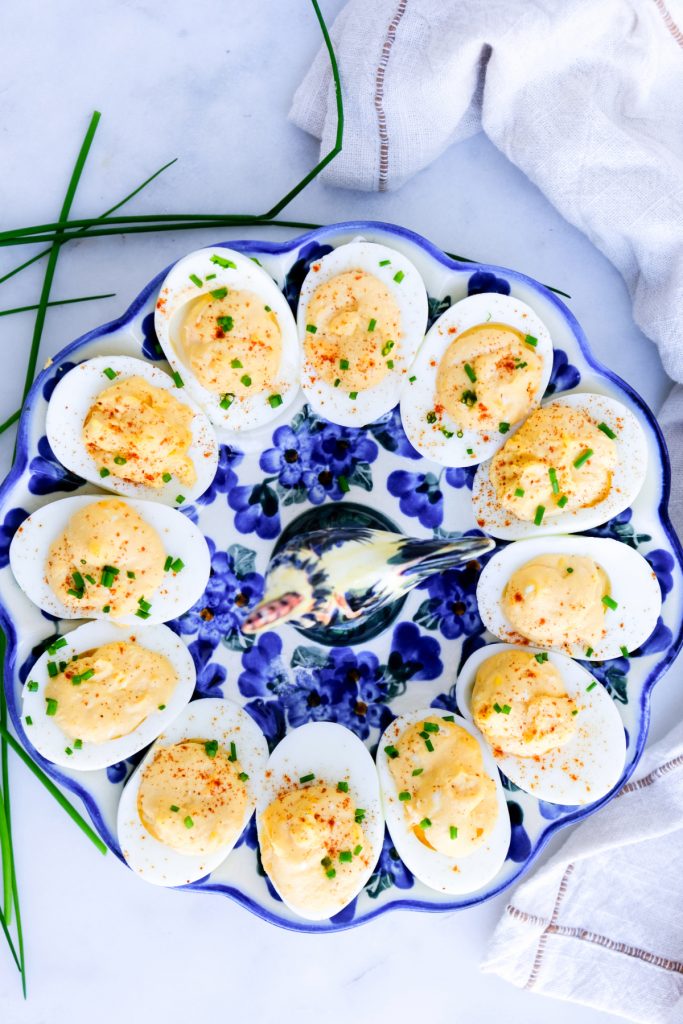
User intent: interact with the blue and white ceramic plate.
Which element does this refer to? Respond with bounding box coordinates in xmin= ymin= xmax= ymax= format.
xmin=1 ymin=222 xmax=681 ymax=931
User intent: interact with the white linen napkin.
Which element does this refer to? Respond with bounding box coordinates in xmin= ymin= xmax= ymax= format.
xmin=293 ymin=3 xmax=683 ymax=1018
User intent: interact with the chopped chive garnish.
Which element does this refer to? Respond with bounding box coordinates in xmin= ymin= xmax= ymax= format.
xmin=499 ymin=422 xmax=510 ymax=434
xmin=74 ymin=739 xmax=82 ymax=749
xmin=349 ymin=391 xmax=358 ymax=400
xmin=514 ymin=487 xmax=525 ymax=497
xmin=184 ymin=816 xmax=194 ymax=829
xmin=306 ymin=324 xmax=317 ymax=334
xmin=557 ymin=494 xmax=569 ymax=508
xmin=339 ymin=358 xmax=349 ymax=370
xmin=424 ymin=738 xmax=434 ymax=752
xmin=27 ymin=680 xmax=39 ymax=692
xmin=461 ymin=389 xmax=477 ymax=407
xmin=338 ymin=475 xmax=349 ymax=493
xmin=573 ymin=448 xmax=593 ymax=469
xmin=264 ymin=305 xmax=271 ymax=312
xmin=299 ymin=773 xmax=315 ymax=783
xmin=230 ymin=358 xmax=243 ymax=368
xmin=620 ymin=645 xmax=630 ymax=658
xmin=238 ymin=772 xmax=249 ymax=782
xmin=409 ymin=375 xmax=416 ymax=383
xmin=450 ymin=826 xmax=458 ymax=840
xmin=99 ymin=467 xmax=110 ymax=478
xmin=204 ymin=740 xmax=218 ymax=758
xmin=339 ymin=850 xmax=353 ymax=863
xmin=525 ymin=334 xmax=538 ymax=347
xmin=164 ymin=555 xmax=173 ymax=572
xmin=158 ymin=704 xmax=166 ymax=711
xmin=384 ymin=745 xmax=399 ymax=759
xmin=426 ymin=411 xmax=437 ymax=424
xmin=25 ymin=716 xmax=32 ymax=726
xmin=161 ymin=473 xmax=172 ymax=483
xmin=419 ymin=818 xmax=432 ymax=829
xmin=211 ymin=287 xmax=227 ymax=299
xmin=268 ymin=394 xmax=283 ymax=409
xmin=501 ymin=704 xmax=512 ymax=714
xmin=464 ymin=363 xmax=476 ymax=383
xmin=571 ymin=709 xmax=579 ymax=716
xmin=321 ymin=856 xmax=332 ymax=868
xmin=240 ymin=374 xmax=252 ymax=387
xmin=598 ymin=421 xmax=617 ymax=439
xmin=102 ymin=605 xmax=110 ymax=614
xmin=189 ymin=273 xmax=202 ymax=287
xmin=47 ymin=662 xmax=58 ymax=678
xmin=220 ymin=393 xmax=235 ymax=410
xmin=217 ymin=316 xmax=234 ymax=333
xmin=135 ymin=609 xmax=150 ymax=620
xmin=171 ymin=371 xmax=184 ymax=388
xmin=67 ymin=590 xmax=83 ymax=600
xmin=379 ymin=259 xmax=391 ymax=266
xmin=104 ymin=565 xmax=119 ymax=575
xmin=138 ymin=598 xmax=151 ymax=612
xmin=45 ymin=698 xmax=58 ymax=716
xmin=72 ymin=571 xmax=85 ymax=590
xmin=466 ymin=448 xmax=474 ymax=455
xmin=337 ymin=781 xmax=348 ymax=793
xmin=333 ymin=378 xmax=341 ymax=388
xmin=228 ymin=742 xmax=237 ymax=762
xmin=441 ymin=427 xmax=454 ymax=439
xmin=534 ymin=505 xmax=545 ymax=525
xmin=85 ymin=574 xmax=95 ymax=585
xmin=176 ymin=494 xmax=185 ymax=504
xmin=210 ymin=254 xmax=236 ymax=269
xmin=206 ymin=273 xmax=216 ymax=280
xmin=535 ymin=652 xmax=548 ymax=663
xmin=381 ymin=340 xmax=395 ymax=356
xmin=493 ymin=703 xmax=503 ymax=714
xmin=326 ymin=868 xmax=336 ymax=879
xmin=585 ymin=647 xmax=594 ymax=657
xmin=170 ymin=805 xmax=179 ymax=813
xmin=353 ymin=844 xmax=362 ymax=856
xmin=386 ymin=359 xmax=394 ymax=369
xmin=548 ymin=468 xmax=559 ymax=493
xmin=103 ymin=367 xmax=117 ymax=380
xmin=602 ymin=595 xmax=618 ymax=610
xmin=393 ymin=270 xmax=405 ymax=283
xmin=170 ymin=558 xmax=184 ymax=573
xmin=423 ymin=721 xmax=439 ymax=733
xmin=48 ymin=637 xmax=67 ymax=655
xmin=419 ymin=730 xmax=430 ymax=740
xmin=71 ymin=669 xmax=95 ymax=685
xmin=65 ymin=747 xmax=73 ymax=756
xmin=354 ymin=809 xmax=366 ymax=822
xmin=586 ymin=681 xmax=598 ymax=692
xmin=411 ymin=768 xmax=423 ymax=776
xmin=398 ymin=791 xmax=411 ymax=801
xmin=367 ymin=318 xmax=377 ymax=332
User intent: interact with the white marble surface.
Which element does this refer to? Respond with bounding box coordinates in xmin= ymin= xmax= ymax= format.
xmin=0 ymin=2 xmax=680 ymax=1022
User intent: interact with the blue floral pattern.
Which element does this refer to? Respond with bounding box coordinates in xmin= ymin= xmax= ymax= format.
xmin=29 ymin=436 xmax=84 ymax=495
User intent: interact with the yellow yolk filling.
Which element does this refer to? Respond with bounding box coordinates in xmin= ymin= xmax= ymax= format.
xmin=45 ymin=641 xmax=178 ymax=743
xmin=259 ymin=781 xmax=368 ymax=914
xmin=489 ymin=403 xmax=617 ymax=521
xmin=82 ymin=375 xmax=196 ymax=488
xmin=46 ymin=499 xmax=166 ymax=617
xmin=502 ymin=553 xmax=610 ymax=649
xmin=181 ymin=290 xmax=282 ymax=397
xmin=304 ymin=270 xmax=402 ymax=392
xmin=137 ymin=740 xmax=248 ymax=855
xmin=388 ymin=717 xmax=498 ymax=856
xmin=471 ymin=649 xmax=577 ymax=758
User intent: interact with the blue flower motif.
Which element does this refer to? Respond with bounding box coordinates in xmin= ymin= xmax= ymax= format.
xmin=282 ymin=241 xmax=334 ymax=314
xmin=646 ymin=548 xmax=674 ymax=599
xmin=140 ymin=312 xmax=165 ymax=360
xmin=311 ymin=421 xmax=378 ymax=481
xmin=229 ymin=481 xmax=281 ymax=540
xmin=287 ymin=647 xmax=373 ymax=731
xmin=244 ymin=697 xmax=287 ymax=753
xmin=367 ymin=405 xmax=421 ymax=460
xmin=260 ymin=425 xmax=315 ymax=488
xmin=506 ymin=801 xmax=532 ymax=862
xmin=238 ymin=632 xmax=288 ymax=698
xmin=543 ymin=348 xmax=581 ymax=398
xmin=387 ymin=621 xmax=443 ymax=682
xmin=197 ymin=444 xmax=242 ymax=507
xmin=188 ymin=637 xmax=227 ymax=698
xmin=365 ymin=830 xmax=414 ymax=898
xmin=176 ymin=540 xmax=264 ymax=649
xmin=467 ymin=270 xmax=510 ymax=296
xmin=638 ymin=617 xmax=673 ymax=656
xmin=0 ymin=507 xmax=28 ymax=569
xmin=387 ymin=470 xmax=443 ymax=529
xmin=444 ymin=466 xmax=476 ymax=491
xmin=538 ymin=799 xmax=580 ymax=820
xmin=414 ymin=571 xmax=484 ymax=641
xmin=41 ymin=361 xmax=79 ymax=402
xmin=28 ymin=436 xmax=84 ymax=495
xmin=106 ymin=761 xmax=129 ymax=784
xmin=427 ymin=295 xmax=452 ymax=330
xmin=581 ymin=658 xmax=629 ymax=705
xmin=586 ymin=507 xmax=651 ymax=550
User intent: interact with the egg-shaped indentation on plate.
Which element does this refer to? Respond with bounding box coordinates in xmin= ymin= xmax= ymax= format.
xmin=256 ymin=722 xmax=384 ymax=921
xmin=472 ymin=392 xmax=647 ymax=539
xmin=154 ymin=246 xmax=300 ymax=433
xmin=9 ymin=495 xmax=210 ymax=625
xmin=376 ymin=709 xmax=510 ymax=895
xmin=400 ymin=293 xmax=553 ymax=467
xmin=117 ymin=698 xmax=268 ymax=887
xmin=21 ymin=620 xmax=196 ymax=770
xmin=297 ymin=240 xmax=428 ymax=427
xmin=45 ymin=356 xmax=219 ymax=504
xmin=476 ymin=536 xmax=661 ymax=660
xmin=455 ymin=643 xmax=626 ymax=804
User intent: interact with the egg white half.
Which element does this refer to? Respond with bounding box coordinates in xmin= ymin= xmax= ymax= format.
xmin=376 ymin=708 xmax=510 ymax=895
xmin=455 ymin=643 xmax=627 ymax=804
xmin=9 ymin=495 xmax=210 ymax=626
xmin=255 ymin=722 xmax=384 ymax=921
xmin=154 ymin=246 xmax=300 ymax=434
xmin=21 ymin=620 xmax=196 ymax=770
xmin=476 ymin=535 xmax=662 ymax=660
xmin=472 ymin=392 xmax=648 ymax=539
xmin=45 ymin=356 xmax=219 ymax=504
xmin=297 ymin=240 xmax=428 ymax=427
xmin=117 ymin=698 xmax=269 ymax=887
xmin=400 ymin=292 xmax=553 ymax=467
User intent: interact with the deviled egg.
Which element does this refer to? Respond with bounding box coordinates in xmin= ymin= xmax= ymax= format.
xmin=256 ymin=722 xmax=384 ymax=921
xmin=9 ymin=495 xmax=210 ymax=625
xmin=401 ymin=293 xmax=553 ymax=466
xmin=476 ymin=536 xmax=661 ymax=660
xmin=377 ymin=709 xmax=510 ymax=895
xmin=45 ymin=356 xmax=218 ymax=504
xmin=297 ymin=240 xmax=428 ymax=427
xmin=118 ymin=698 xmax=268 ymax=886
xmin=472 ymin=393 xmax=647 ymax=539
xmin=21 ymin=621 xmax=195 ymax=770
xmin=154 ymin=246 xmax=299 ymax=433
xmin=455 ymin=644 xmax=626 ymax=804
